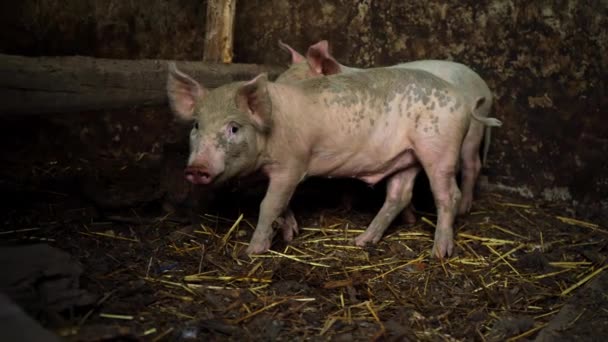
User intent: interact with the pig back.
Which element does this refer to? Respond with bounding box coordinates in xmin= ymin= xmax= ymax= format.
xmin=392 ymin=60 xmax=492 ymax=108
xmin=277 ymin=68 xmax=470 ymax=177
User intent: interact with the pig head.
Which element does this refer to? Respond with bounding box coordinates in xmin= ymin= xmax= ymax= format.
xmin=166 ymin=64 xmax=300 ymax=245
xmin=166 ymin=63 xmax=269 ymax=187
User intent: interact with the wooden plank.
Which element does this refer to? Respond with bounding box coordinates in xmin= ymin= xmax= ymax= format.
xmin=0 ymin=54 xmax=284 ymax=116
xmin=203 ymin=0 xmax=237 ymax=63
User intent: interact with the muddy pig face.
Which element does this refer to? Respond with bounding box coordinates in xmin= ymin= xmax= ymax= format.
xmin=166 ymin=63 xmax=272 ymax=186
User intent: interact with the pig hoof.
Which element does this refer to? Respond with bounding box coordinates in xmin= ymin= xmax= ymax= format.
xmin=458 ymin=198 xmax=473 ymax=216
xmin=246 ymin=240 xmax=271 ymax=255
xmin=354 ymin=232 xmax=382 ymax=247
xmin=432 ymin=234 xmax=454 ymax=259
xmin=279 ymin=215 xmax=299 ymax=242
xmin=354 ymin=235 xmax=367 ymax=247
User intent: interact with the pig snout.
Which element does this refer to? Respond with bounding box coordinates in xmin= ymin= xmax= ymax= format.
xmin=184 ymin=166 xmax=213 ymax=185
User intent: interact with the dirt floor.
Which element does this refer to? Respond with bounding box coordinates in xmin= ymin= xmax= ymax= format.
xmin=1 ymin=113 xmax=607 ymax=341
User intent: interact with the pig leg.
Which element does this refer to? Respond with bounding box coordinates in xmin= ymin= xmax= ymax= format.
xmin=275 ymin=207 xmax=298 ymax=242
xmin=458 ymin=122 xmax=484 ymax=215
xmin=354 ymin=167 xmax=420 ymax=246
xmin=246 ymin=174 xmax=300 ymax=255
xmin=429 ymin=172 xmax=460 ymax=258
xmin=423 ymin=164 xmax=461 ymax=259
xmin=413 ymin=133 xmax=462 ymax=258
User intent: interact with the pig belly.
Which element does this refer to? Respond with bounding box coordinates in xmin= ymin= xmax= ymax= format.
xmin=307 ymin=107 xmax=422 ymax=184
xmin=356 ymin=150 xmax=418 ymax=185
xmin=309 ymin=147 xmax=418 ymax=186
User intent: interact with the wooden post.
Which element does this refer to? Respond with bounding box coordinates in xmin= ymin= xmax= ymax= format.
xmin=203 ymin=0 xmax=237 ymax=63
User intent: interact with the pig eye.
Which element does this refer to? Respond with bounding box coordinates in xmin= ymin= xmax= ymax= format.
xmin=228 ymin=122 xmax=240 ymax=135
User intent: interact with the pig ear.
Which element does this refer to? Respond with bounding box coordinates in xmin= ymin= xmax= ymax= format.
xmin=167 ymin=62 xmax=207 ymax=121
xmin=235 ymin=73 xmax=272 ymax=133
xmin=306 ymin=40 xmax=342 ymax=76
xmin=278 ymin=40 xmax=306 ymax=65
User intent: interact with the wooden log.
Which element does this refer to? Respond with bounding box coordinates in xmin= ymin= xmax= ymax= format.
xmin=0 ymin=53 xmax=284 ymax=116
xmin=203 ymin=0 xmax=237 ymax=63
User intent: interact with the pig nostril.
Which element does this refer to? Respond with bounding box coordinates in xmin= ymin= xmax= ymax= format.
xmin=184 ymin=168 xmax=212 ymax=184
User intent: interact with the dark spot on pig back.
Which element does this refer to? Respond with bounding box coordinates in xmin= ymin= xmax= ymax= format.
xmin=305 ymin=68 xmax=455 ymax=127
xmin=422 ymin=95 xmax=430 ymax=105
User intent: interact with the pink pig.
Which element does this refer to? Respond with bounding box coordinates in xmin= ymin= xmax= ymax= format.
xmin=277 ymin=40 xmax=501 ymax=216
xmin=167 ymin=58 xmax=501 ymax=258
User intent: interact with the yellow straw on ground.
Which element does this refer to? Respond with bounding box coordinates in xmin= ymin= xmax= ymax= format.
xmin=486 ymin=245 xmax=520 ymax=276
xmin=184 ymin=274 xmax=272 ymax=283
xmin=556 ymin=216 xmax=599 ymax=229
xmin=459 ymin=233 xmax=517 ymax=245
xmin=99 ymin=313 xmax=134 ymax=320
xmin=561 ymin=264 xmax=608 ymax=296
xmin=221 ymin=213 xmax=244 ymax=246
xmin=488 ymin=224 xmax=528 ymax=239
xmin=263 ymin=250 xmax=331 ymax=267
xmin=231 ymin=298 xmax=289 ymax=324
xmin=499 ymin=202 xmax=532 ymax=209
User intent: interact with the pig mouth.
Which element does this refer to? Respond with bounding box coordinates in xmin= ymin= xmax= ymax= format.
xmin=184 ymin=166 xmax=218 ymax=185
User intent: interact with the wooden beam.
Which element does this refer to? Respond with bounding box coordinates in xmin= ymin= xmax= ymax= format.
xmin=0 ymin=54 xmax=284 ymax=116
xmin=203 ymin=0 xmax=237 ymax=63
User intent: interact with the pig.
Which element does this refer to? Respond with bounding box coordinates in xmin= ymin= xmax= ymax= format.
xmin=166 ymin=62 xmax=502 ymax=259
xmin=277 ymin=40 xmax=501 ymax=215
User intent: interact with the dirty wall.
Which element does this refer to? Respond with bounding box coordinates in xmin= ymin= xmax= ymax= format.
xmin=1 ymin=0 xmax=606 ymax=217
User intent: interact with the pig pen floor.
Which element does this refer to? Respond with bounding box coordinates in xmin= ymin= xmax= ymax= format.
xmin=2 ymin=158 xmax=608 ymax=341
xmin=1 ymin=115 xmax=607 ymax=342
